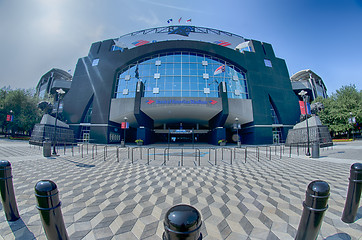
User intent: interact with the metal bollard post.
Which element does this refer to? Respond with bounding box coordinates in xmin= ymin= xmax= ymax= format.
xmin=35 ymin=180 xmax=69 ymax=240
xmin=181 ymin=148 xmax=183 ymax=166
xmin=0 ymin=160 xmax=20 ymax=221
xmin=116 ymin=147 xmax=119 ymax=162
xmin=295 ymin=180 xmax=330 ymax=240
xmin=341 ymin=163 xmax=362 ymax=223
xmin=245 ymin=147 xmax=247 ymax=163
xmin=163 ymin=204 xmax=202 ymax=240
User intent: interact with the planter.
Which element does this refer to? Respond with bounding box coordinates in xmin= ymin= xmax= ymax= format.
xmin=137 ymin=142 xmax=143 ymax=146
xmin=219 ymin=142 xmax=226 ymax=146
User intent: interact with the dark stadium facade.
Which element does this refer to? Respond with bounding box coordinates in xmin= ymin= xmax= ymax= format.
xmin=62 ymin=26 xmax=300 ymax=145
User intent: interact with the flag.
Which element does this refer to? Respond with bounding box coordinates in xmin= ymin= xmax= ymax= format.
xmin=213 ymin=65 xmax=225 ymax=75
xmin=178 ymin=17 xmax=182 ymax=23
xmin=167 ymin=18 xmax=172 ymax=23
xmin=187 ymin=19 xmax=191 ymax=22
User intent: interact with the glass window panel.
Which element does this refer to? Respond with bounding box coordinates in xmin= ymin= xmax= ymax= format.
xmin=174 ymin=54 xmax=181 ymax=63
xmin=182 ymin=81 xmax=190 ymax=90
xmin=197 ymin=67 xmax=205 ymax=75
xmin=190 ymin=54 xmax=197 ymax=63
xmin=181 ymin=54 xmax=189 ymax=63
xmin=174 ymin=66 xmax=181 ymax=75
xmin=173 ymin=91 xmax=181 ymax=97
xmin=182 ymin=64 xmax=189 ymax=75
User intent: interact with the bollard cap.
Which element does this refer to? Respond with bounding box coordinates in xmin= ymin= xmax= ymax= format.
xmin=35 ymin=180 xmax=58 ymax=196
xmin=350 ymin=163 xmax=362 ymax=181
xmin=304 ymin=180 xmax=330 ymax=210
xmin=0 ymin=160 xmax=11 ymax=168
xmin=307 ymin=180 xmax=330 ymax=196
xmin=164 ymin=204 xmax=202 ymax=235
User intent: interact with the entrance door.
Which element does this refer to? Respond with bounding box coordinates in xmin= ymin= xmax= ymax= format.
xmin=82 ymin=132 xmax=90 ymax=142
xmin=272 ymin=127 xmax=282 ymax=144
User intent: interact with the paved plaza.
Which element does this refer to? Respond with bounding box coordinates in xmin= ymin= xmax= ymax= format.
xmin=0 ymin=138 xmax=361 ymax=240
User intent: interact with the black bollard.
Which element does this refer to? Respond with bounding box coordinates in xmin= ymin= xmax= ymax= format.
xmin=35 ymin=180 xmax=69 ymax=240
xmin=341 ymin=162 xmax=362 ymax=223
xmin=0 ymin=160 xmax=20 ymax=221
xmin=163 ymin=204 xmax=202 ymax=240
xmin=295 ymin=180 xmax=330 ymax=240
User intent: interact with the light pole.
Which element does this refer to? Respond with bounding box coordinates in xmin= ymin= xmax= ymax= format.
xmin=52 ymin=88 xmax=65 ymax=155
xmin=124 ymin=117 xmax=128 ymax=146
xmin=350 ymin=112 xmax=355 ymax=140
xmin=235 ymin=117 xmax=239 ymax=147
xmin=8 ymin=110 xmax=13 ymax=137
xmin=299 ymin=90 xmax=310 ymax=156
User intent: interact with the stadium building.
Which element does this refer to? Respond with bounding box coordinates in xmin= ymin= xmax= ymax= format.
xmin=62 ymin=26 xmax=300 ymax=145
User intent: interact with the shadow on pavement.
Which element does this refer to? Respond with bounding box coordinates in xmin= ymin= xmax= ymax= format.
xmin=8 ymin=218 xmax=36 ymax=239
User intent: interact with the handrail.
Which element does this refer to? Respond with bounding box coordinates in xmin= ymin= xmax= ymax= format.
xmin=163 ymin=148 xmax=169 ymax=166
xmin=147 ymin=147 xmax=155 ymax=165
xmin=92 ymin=145 xmax=96 ymax=159
xmin=103 ymin=145 xmax=107 ymax=161
xmin=195 ymin=148 xmax=201 ymax=166
xmin=116 ymin=147 xmax=120 ymax=162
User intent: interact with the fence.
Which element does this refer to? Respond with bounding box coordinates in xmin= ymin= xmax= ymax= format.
xmin=34 ymin=142 xmax=334 ymax=167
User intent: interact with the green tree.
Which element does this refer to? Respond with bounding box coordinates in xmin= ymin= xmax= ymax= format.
xmin=314 ymin=84 xmax=362 ymax=137
xmin=0 ymin=88 xmax=42 ymax=136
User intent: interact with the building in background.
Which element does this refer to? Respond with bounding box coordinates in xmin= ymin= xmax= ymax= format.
xmin=35 ymin=68 xmax=72 ymax=99
xmin=290 ymin=69 xmax=327 ymax=102
xmin=59 ymin=25 xmax=300 ymax=145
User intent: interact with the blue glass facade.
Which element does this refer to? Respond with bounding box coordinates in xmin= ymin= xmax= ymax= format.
xmin=114 ymin=52 xmax=248 ymax=99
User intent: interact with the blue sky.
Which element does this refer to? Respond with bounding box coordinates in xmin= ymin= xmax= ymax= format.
xmin=1 ymin=0 xmax=361 ymax=95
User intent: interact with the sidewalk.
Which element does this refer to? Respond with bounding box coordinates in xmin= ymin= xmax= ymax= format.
xmin=0 ymin=139 xmax=361 ymax=239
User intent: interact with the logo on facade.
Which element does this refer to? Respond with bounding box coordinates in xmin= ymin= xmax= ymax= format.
xmin=132 ymin=40 xmax=150 ymax=46
xmin=146 ymin=100 xmax=155 ymax=104
xmin=168 ymin=26 xmax=194 ymax=37
xmin=214 ymin=40 xmax=231 ymax=47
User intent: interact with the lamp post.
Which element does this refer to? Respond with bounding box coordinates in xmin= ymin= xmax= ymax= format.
xmin=299 ymin=90 xmax=310 ymax=156
xmin=235 ymin=117 xmax=239 ymax=147
xmin=124 ymin=117 xmax=128 ymax=146
xmin=52 ymin=88 xmax=65 ymax=155
xmin=8 ymin=110 xmax=13 ymax=137
xmin=349 ymin=112 xmax=355 ymax=140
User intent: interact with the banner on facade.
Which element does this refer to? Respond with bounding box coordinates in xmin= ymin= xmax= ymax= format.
xmin=299 ymin=101 xmax=311 ymax=115
xmin=121 ymin=122 xmax=129 ymax=129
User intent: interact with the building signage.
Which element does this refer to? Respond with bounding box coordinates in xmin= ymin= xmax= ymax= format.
xmin=170 ymin=129 xmax=193 ymax=134
xmin=146 ymin=99 xmax=217 ymax=105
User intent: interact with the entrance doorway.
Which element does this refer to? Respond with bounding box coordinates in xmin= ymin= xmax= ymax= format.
xmin=153 ymin=129 xmax=209 ymax=144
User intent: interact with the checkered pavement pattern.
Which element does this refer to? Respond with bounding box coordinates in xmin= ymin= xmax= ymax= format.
xmin=0 ymin=141 xmax=361 ymax=240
